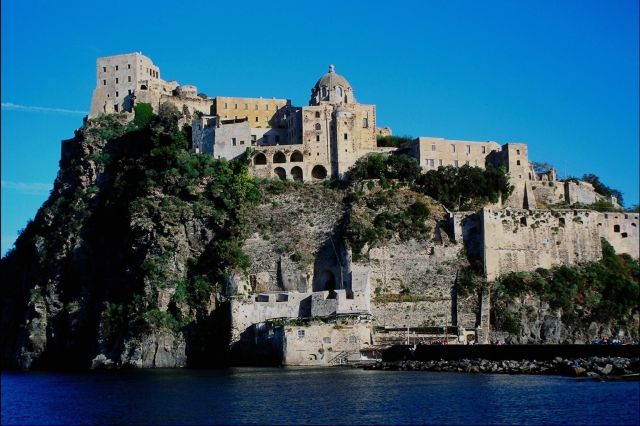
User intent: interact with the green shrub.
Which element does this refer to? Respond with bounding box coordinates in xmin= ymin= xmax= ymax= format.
xmin=134 ymin=103 xmax=154 ymax=128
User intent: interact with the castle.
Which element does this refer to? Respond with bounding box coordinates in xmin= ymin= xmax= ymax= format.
xmin=88 ymin=53 xmax=621 ymax=211
xmin=89 ymin=54 xmax=637 ymax=365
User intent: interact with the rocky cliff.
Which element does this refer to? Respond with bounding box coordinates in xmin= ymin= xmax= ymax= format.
xmin=2 ymin=108 xmax=638 ymax=370
xmin=1 ymin=109 xmax=251 ymax=369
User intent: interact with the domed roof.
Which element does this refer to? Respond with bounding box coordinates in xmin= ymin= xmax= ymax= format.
xmin=314 ymin=64 xmax=352 ymax=91
xmin=310 ymin=65 xmax=356 ymax=106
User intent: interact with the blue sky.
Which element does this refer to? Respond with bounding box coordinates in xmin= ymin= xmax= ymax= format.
xmin=2 ymin=0 xmax=639 ymax=255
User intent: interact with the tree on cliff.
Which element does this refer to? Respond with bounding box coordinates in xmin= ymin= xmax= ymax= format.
xmin=0 ymin=105 xmax=260 ymax=369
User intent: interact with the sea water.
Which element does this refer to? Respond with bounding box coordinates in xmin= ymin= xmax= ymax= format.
xmin=2 ymin=368 xmax=639 ymax=425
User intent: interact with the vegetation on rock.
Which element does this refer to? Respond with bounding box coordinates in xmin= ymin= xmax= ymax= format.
xmin=491 ymin=239 xmax=639 ymax=337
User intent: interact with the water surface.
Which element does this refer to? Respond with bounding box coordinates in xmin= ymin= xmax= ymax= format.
xmin=2 ymin=368 xmax=639 ymax=425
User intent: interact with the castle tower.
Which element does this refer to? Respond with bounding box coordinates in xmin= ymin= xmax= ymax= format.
xmin=302 ymin=65 xmax=376 ymax=180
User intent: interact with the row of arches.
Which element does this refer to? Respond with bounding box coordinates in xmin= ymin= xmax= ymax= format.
xmin=272 ymin=165 xmax=328 ymax=181
xmin=254 ymin=150 xmax=303 ymax=165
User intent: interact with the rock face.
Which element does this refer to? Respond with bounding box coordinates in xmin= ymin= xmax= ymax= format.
xmin=1 ymin=113 xmax=234 ymax=370
xmin=1 ymin=112 xmax=638 ymax=370
xmin=491 ymin=294 xmax=640 ymax=344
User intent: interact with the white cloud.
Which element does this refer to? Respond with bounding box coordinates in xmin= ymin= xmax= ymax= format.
xmin=1 ymin=180 xmax=52 ymax=195
xmin=1 ymin=102 xmax=86 ymax=116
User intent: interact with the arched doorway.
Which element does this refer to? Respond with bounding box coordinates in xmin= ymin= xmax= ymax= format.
xmin=291 ymin=166 xmax=303 ymax=181
xmin=274 ymin=167 xmax=286 ymax=181
xmin=315 ymin=270 xmax=337 ymax=292
xmin=311 ymin=165 xmax=327 ymax=180
xmin=273 ymin=152 xmax=286 ymax=163
xmin=254 ymin=153 xmax=267 ymax=165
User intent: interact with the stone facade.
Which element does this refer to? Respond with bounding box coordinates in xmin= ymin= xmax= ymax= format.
xmin=89 ymin=52 xmax=213 ymax=119
xmin=483 ymin=208 xmax=604 ymax=281
xmin=213 ymin=97 xmax=291 ymax=128
xmin=280 ymin=320 xmax=374 ymax=366
xmin=597 ymin=212 xmax=639 ymax=259
xmin=406 ymin=137 xmax=502 ymax=170
xmin=194 ymin=65 xmax=387 ymax=181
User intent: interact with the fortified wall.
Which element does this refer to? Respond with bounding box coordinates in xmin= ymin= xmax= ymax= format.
xmin=482 ymin=208 xmax=639 ymax=281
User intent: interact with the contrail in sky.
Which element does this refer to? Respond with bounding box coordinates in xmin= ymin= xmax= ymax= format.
xmin=1 ymin=180 xmax=52 ymax=195
xmin=1 ymin=102 xmax=86 ymax=116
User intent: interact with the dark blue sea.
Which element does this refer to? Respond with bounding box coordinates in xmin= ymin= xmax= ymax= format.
xmin=2 ymin=368 xmax=639 ymax=425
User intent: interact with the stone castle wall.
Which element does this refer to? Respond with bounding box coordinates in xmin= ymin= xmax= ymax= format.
xmin=597 ymin=212 xmax=639 ymax=258
xmin=366 ymin=241 xmax=463 ymax=329
xmin=531 ymin=181 xmax=565 ymax=207
xmin=483 ymin=208 xmax=603 ymax=281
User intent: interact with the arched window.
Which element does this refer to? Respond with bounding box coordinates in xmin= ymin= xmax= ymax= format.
xmin=311 ymin=165 xmax=327 ymax=180
xmin=315 ymin=111 xmax=320 ymax=118
xmin=290 ymin=151 xmax=303 ymax=162
xmin=291 ymin=166 xmax=303 ymax=181
xmin=321 ymin=86 xmax=327 ymax=97
xmin=273 ymin=152 xmax=286 ymax=163
xmin=140 ymin=84 xmax=148 ymax=90
xmin=336 ymin=86 xmax=343 ymax=97
xmin=274 ymin=167 xmax=286 ymax=181
xmin=315 ymin=123 xmax=321 ymax=131
xmin=254 ymin=153 xmax=267 ymax=165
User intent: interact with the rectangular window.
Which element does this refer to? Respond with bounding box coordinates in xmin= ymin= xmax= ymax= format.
xmin=240 ymin=140 xmax=245 ymax=145
xmin=255 ymin=117 xmax=259 ymax=122
xmin=251 ymin=135 xmax=257 ymax=144
xmin=265 ymin=104 xmax=269 ymax=111
xmin=255 ymin=104 xmax=258 ymax=110
xmin=114 ymin=104 xmax=119 ymax=112
xmin=431 ymin=144 xmax=436 ymax=152
xmin=323 ymin=337 xmax=331 ymax=344
xmin=439 ymin=159 xmax=443 ymax=166
xmin=466 ymin=145 xmax=471 ymax=154
xmin=234 ymin=104 xmax=238 ymax=109
xmin=115 ymin=65 xmax=118 ymax=71
xmin=454 ymin=160 xmax=459 ymax=167
xmin=298 ymin=330 xmax=305 ymax=338
xmin=115 ymin=91 xmax=119 ymax=97
xmin=363 ymin=118 xmax=368 ymax=128
xmin=115 ymin=78 xmax=119 ymax=84
xmin=232 ymin=138 xmax=237 ymax=146
xmin=128 ymin=89 xmax=132 ymax=95
xmin=465 ymin=161 xmax=469 ymax=165
xmin=102 ymin=66 xmax=106 ymax=72
xmin=128 ymin=76 xmax=132 ymax=82
xmin=429 ymin=159 xmax=435 ymax=167
xmin=517 ymin=149 xmax=520 ymax=155
xmin=224 ymin=103 xmax=228 ymax=109
xmin=451 ymin=144 xmax=456 ymax=153
xmin=244 ymin=104 xmax=248 ymax=110
xmin=482 ymin=146 xmax=486 ymax=154
xmin=344 ymin=133 xmax=348 ymax=140
xmin=127 ymin=64 xmax=131 ymax=69
xmin=103 ymin=80 xmax=106 ymax=86
xmin=316 ymin=135 xmax=320 ymax=142
xmin=348 ymin=335 xmax=357 ymax=344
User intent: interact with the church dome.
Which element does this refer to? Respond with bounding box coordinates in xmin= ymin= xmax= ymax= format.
xmin=309 ymin=65 xmax=356 ymax=106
